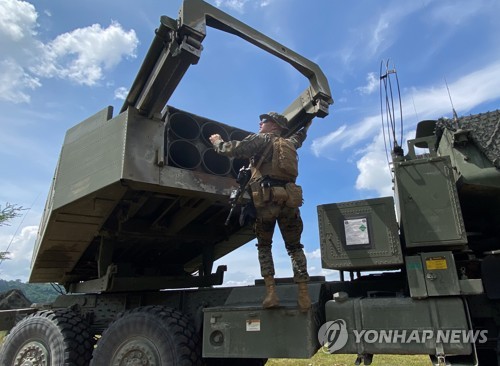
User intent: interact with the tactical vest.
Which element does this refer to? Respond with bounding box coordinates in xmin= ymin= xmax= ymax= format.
xmin=251 ymin=136 xmax=298 ymax=182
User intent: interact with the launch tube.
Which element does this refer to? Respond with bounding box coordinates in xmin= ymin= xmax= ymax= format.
xmin=202 ymin=148 xmax=231 ymax=176
xmin=230 ymin=129 xmax=251 ymax=141
xmin=201 ymin=122 xmax=229 ymax=146
xmin=168 ymin=140 xmax=201 ymax=170
xmin=169 ymin=112 xmax=200 ymax=140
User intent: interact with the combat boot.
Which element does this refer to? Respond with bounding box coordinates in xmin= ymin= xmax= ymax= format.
xmin=262 ymin=275 xmax=279 ymax=309
xmin=297 ymin=282 xmax=311 ymax=313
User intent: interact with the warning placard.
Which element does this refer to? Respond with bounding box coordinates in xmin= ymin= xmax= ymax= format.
xmin=246 ymin=319 xmax=261 ymax=332
xmin=425 ymin=257 xmax=448 ymax=270
xmin=344 ymin=218 xmax=369 ymax=246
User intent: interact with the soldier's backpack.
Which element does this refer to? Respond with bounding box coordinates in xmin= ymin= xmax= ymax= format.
xmin=270 ymin=136 xmax=298 ymax=181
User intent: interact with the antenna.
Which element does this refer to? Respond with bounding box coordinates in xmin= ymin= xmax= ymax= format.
xmin=444 ymin=77 xmax=459 ymax=129
xmin=411 ymin=93 xmax=419 ymax=123
xmin=379 ymin=59 xmax=404 ymax=162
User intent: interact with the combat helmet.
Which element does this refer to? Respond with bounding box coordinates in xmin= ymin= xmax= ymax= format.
xmin=260 ymin=112 xmax=289 ymax=130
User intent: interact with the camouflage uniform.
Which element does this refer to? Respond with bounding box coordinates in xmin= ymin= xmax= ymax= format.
xmin=212 ymin=130 xmax=310 ymax=283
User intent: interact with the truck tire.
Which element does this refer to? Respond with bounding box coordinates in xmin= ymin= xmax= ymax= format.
xmin=0 ymin=308 xmax=94 ymax=366
xmin=90 ymin=305 xmax=201 ymax=365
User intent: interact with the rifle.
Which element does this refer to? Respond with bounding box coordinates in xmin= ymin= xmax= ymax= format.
xmin=225 ymin=166 xmax=251 ymax=226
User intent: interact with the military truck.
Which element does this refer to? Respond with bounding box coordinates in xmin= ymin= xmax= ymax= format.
xmin=1 ymin=0 xmax=499 ymax=365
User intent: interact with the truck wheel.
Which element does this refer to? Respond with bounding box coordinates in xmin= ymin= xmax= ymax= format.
xmin=90 ymin=305 xmax=201 ymax=365
xmin=0 ymin=308 xmax=94 ymax=366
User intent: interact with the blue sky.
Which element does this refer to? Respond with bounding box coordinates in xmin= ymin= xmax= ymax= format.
xmin=1 ymin=0 xmax=500 ymax=285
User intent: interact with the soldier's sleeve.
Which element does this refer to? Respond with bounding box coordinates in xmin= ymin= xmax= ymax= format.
xmin=212 ymin=133 xmax=266 ymax=159
xmin=287 ymin=129 xmax=307 ymax=149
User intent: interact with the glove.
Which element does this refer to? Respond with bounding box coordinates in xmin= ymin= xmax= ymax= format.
xmin=209 ymin=133 xmax=223 ymax=145
xmin=302 ymin=121 xmax=313 ymax=133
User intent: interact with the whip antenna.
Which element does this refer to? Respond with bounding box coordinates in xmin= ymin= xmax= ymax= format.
xmin=445 ymin=77 xmax=459 ymax=129
xmin=379 ymin=59 xmax=404 ymax=169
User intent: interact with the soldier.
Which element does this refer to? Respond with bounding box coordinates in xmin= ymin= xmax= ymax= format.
xmin=209 ymin=112 xmax=312 ymax=312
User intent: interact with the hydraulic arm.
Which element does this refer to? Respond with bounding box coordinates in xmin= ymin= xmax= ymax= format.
xmin=120 ymin=0 xmax=333 ymax=130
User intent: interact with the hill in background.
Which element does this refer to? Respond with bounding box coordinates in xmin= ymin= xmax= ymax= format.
xmin=0 ymin=279 xmax=64 ymax=304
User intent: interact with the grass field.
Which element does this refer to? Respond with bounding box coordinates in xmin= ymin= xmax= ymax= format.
xmin=267 ymin=351 xmax=432 ymax=366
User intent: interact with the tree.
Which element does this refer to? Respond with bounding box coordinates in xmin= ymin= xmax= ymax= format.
xmin=0 ymin=203 xmax=23 ymax=226
xmin=0 ymin=203 xmax=24 ymax=260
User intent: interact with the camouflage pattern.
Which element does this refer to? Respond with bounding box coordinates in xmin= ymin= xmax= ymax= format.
xmin=259 ymin=111 xmax=289 ymax=130
xmin=436 ymin=110 xmax=500 ymax=168
xmin=255 ymin=204 xmax=309 ymax=282
xmin=212 ymin=130 xmax=306 ymax=162
xmin=212 ymin=128 xmax=310 ymax=283
xmin=213 ymin=130 xmax=306 ymax=184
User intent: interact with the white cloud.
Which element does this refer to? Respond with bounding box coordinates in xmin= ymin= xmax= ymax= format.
xmin=305 ymin=248 xmax=340 ymax=281
xmin=367 ymin=2 xmax=428 ymax=57
xmin=214 ymin=243 xmax=260 ymax=286
xmin=356 ymin=72 xmax=378 ymax=95
xmin=0 ymin=0 xmax=38 ymax=42
xmin=0 ymin=0 xmax=41 ymax=102
xmin=336 ymin=2 xmax=425 ymax=68
xmin=311 ymin=115 xmax=380 ymax=157
xmin=410 ymin=61 xmax=500 ymax=117
xmin=32 ymin=21 xmax=138 ymax=86
xmin=214 ymin=0 xmax=248 ymax=13
xmin=355 ymin=128 xmax=427 ymax=196
xmin=0 ymin=225 xmax=38 ymax=282
xmin=370 ymin=18 xmax=390 ymax=55
xmin=0 ymin=0 xmax=138 ymax=103
xmin=311 ymin=125 xmax=347 ymax=157
xmin=213 ymin=0 xmax=272 ymax=13
xmin=355 ymin=133 xmax=393 ymax=196
xmin=337 ymin=0 xmax=489 ymax=70
xmin=0 ymin=59 xmax=41 ymax=103
xmin=114 ymin=86 xmax=129 ymax=100
xmin=429 ymin=1 xmax=485 ymax=26
xmin=306 ymin=248 xmax=321 ymax=260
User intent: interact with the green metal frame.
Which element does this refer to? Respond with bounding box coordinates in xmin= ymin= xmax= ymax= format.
xmin=121 ymin=0 xmax=333 ymax=130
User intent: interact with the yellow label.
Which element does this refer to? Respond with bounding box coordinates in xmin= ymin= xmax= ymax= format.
xmin=426 ymin=257 xmax=448 ymax=270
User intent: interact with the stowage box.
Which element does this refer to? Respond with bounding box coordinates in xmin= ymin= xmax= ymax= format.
xmin=202 ymin=283 xmax=323 ymax=359
xmin=324 ymin=296 xmax=472 ymax=356
xmin=394 ymin=156 xmax=467 ymax=249
xmin=317 ymin=196 xmax=403 ymax=271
